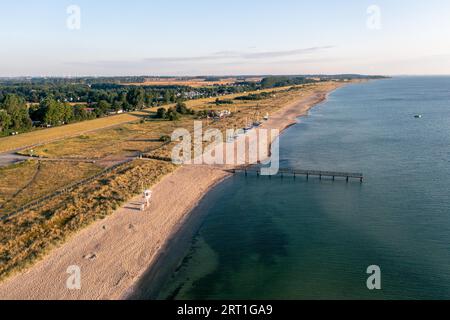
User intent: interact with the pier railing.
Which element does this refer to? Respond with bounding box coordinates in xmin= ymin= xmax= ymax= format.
xmin=230 ymin=168 xmax=364 ymax=182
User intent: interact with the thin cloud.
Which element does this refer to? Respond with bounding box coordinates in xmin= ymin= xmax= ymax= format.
xmin=243 ymin=46 xmax=334 ymax=59
xmin=141 ymin=46 xmax=334 ymax=64
xmin=63 ymin=46 xmax=336 ymax=75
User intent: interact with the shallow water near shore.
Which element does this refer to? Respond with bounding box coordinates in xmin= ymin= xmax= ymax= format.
xmin=155 ymin=77 xmax=450 ymax=300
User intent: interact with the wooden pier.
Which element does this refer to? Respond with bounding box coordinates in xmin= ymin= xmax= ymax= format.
xmin=230 ymin=168 xmax=364 ymax=183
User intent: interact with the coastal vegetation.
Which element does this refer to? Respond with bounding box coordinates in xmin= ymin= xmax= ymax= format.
xmin=235 ymin=92 xmax=274 ymax=101
xmin=0 ymin=80 xmax=356 ymax=282
xmin=155 ymin=102 xmax=195 ymax=121
xmin=0 ymin=78 xmax=256 ymax=136
xmin=0 ymin=160 xmax=102 ymax=213
xmin=0 ymin=159 xmax=176 ymax=280
xmin=0 ymin=75 xmax=383 ymax=137
xmin=0 ymin=95 xmax=32 ymax=135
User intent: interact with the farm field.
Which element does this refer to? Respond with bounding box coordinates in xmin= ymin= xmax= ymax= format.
xmin=0 ymin=111 xmax=146 ymax=154
xmin=123 ymin=77 xmax=263 ymax=87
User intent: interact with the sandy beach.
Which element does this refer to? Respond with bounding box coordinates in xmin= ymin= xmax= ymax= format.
xmin=0 ymin=83 xmax=344 ymax=300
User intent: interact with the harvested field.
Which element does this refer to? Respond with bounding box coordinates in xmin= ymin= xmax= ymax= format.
xmin=124 ymin=78 xmax=239 ymax=87
xmin=18 ymin=119 xmax=196 ymax=160
xmin=0 ymin=112 xmax=147 ymax=154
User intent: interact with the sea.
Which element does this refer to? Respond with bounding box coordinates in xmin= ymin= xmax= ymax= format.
xmin=154 ymin=76 xmax=450 ymax=300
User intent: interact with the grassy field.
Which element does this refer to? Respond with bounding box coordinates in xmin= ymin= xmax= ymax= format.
xmin=0 ymin=159 xmax=177 ymax=280
xmin=17 ymin=124 xmax=163 ymax=159
xmin=18 ymin=85 xmax=315 ymax=161
xmin=0 ymin=161 xmax=102 ymax=214
xmin=0 ymin=85 xmax=307 ymax=154
xmin=125 ymin=78 xmax=237 ymax=87
xmin=0 ymin=112 xmax=147 ymax=154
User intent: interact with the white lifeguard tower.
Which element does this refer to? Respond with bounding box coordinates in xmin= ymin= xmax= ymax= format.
xmin=141 ymin=189 xmax=152 ymax=211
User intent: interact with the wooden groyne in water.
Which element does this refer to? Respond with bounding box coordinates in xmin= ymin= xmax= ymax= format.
xmin=230 ymin=168 xmax=364 ymax=183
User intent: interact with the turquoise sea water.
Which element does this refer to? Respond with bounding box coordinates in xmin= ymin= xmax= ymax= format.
xmin=157 ymin=77 xmax=450 ymax=300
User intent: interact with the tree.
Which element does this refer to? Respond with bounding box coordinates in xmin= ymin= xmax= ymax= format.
xmin=156 ymin=107 xmax=167 ymax=119
xmin=44 ymin=102 xmax=60 ymax=125
xmin=0 ymin=110 xmax=12 ymax=133
xmin=196 ymin=110 xmax=208 ymax=119
xmin=62 ymin=103 xmax=74 ymax=124
xmin=96 ymin=100 xmax=111 ymax=116
xmin=167 ymin=107 xmax=180 ymax=121
xmin=1 ymin=94 xmax=32 ymax=130
xmin=126 ymin=87 xmax=145 ymax=110
xmin=73 ymin=105 xmax=91 ymax=121
xmin=39 ymin=96 xmax=70 ymax=126
xmin=164 ymin=91 xmax=172 ymax=104
xmin=175 ymin=102 xmax=191 ymax=115
xmin=159 ymin=135 xmax=171 ymax=142
xmin=112 ymin=100 xmax=123 ymax=112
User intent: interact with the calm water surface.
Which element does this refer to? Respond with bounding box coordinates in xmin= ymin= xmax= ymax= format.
xmin=157 ymin=77 xmax=450 ymax=300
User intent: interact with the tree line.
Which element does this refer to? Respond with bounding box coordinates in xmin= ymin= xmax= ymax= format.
xmin=0 ymin=75 xmax=383 ymax=136
xmin=0 ymin=87 xmax=153 ymax=135
xmin=0 ymin=81 xmax=259 ymax=136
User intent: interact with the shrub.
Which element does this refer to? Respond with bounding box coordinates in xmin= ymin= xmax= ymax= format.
xmin=175 ymin=102 xmax=193 ymax=115
xmin=167 ymin=108 xmax=180 ymax=121
xmin=159 ymin=135 xmax=171 ymax=142
xmin=155 ymin=108 xmax=167 ymax=119
xmin=215 ymin=98 xmax=233 ymax=105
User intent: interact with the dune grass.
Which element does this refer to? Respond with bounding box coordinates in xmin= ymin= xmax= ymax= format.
xmin=0 ymin=160 xmax=103 ymax=214
xmin=0 ymin=159 xmax=177 ymax=280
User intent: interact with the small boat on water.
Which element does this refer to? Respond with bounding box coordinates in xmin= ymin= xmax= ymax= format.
xmin=263 ymin=113 xmax=269 ymax=121
xmin=414 ymin=114 xmax=422 ymax=118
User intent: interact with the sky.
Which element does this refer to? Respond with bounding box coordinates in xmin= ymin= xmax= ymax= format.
xmin=1 ymin=0 xmax=450 ymax=76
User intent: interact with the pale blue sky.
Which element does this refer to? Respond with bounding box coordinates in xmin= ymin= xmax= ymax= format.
xmin=1 ymin=0 xmax=450 ymax=76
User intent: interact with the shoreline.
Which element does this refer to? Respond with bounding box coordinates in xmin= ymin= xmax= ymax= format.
xmin=0 ymin=82 xmax=347 ymax=300
xmin=124 ymin=172 xmax=231 ymax=300
xmin=125 ymin=83 xmax=346 ymax=300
